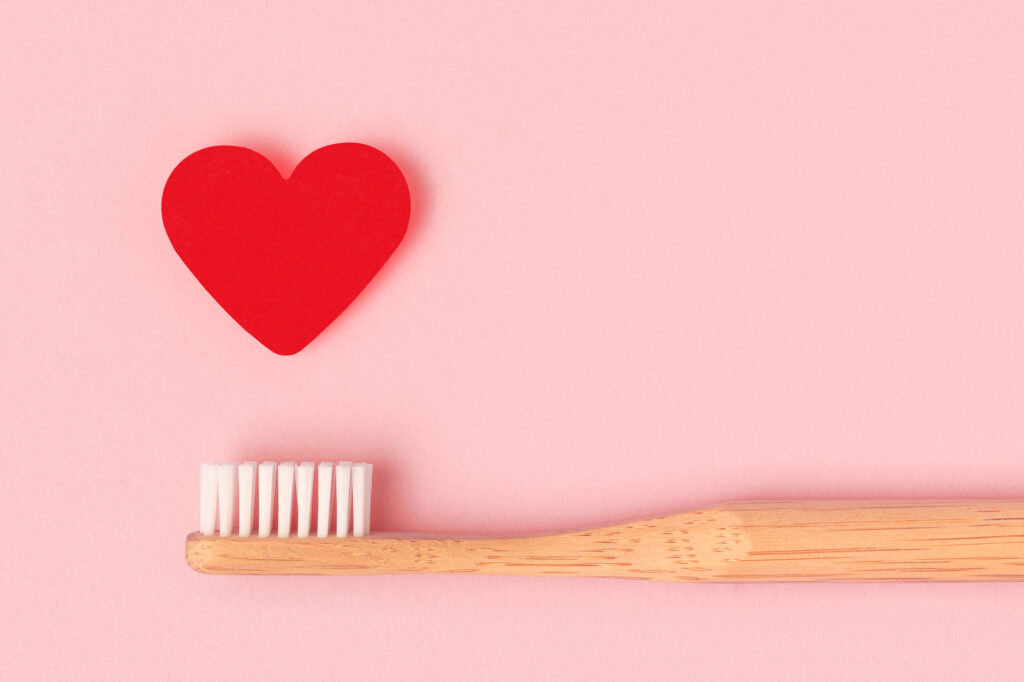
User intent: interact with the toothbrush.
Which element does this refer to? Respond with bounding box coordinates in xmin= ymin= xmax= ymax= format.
xmin=188 ymin=461 xmax=1024 ymax=581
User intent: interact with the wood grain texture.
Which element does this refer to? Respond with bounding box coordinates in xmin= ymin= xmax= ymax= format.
xmin=186 ymin=500 xmax=1024 ymax=581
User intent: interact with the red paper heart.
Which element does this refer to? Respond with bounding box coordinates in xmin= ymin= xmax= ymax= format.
xmin=162 ymin=143 xmax=410 ymax=355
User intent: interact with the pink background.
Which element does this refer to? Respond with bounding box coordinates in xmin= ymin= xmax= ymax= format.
xmin=4 ymin=2 xmax=1024 ymax=679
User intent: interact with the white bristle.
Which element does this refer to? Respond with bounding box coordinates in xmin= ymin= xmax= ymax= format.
xmin=277 ymin=462 xmax=296 ymax=537
xmin=198 ymin=459 xmax=378 ymax=539
xmin=352 ymin=463 xmax=373 ymax=537
xmin=199 ymin=463 xmax=218 ymax=535
xmin=237 ymin=461 xmax=257 ymax=537
xmin=335 ymin=462 xmax=353 ymax=538
xmin=295 ymin=462 xmax=315 ymax=538
xmin=257 ymin=462 xmax=276 ymax=538
xmin=217 ymin=463 xmax=238 ymax=537
xmin=317 ymin=462 xmax=334 ymax=538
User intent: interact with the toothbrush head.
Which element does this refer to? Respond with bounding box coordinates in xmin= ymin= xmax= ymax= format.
xmin=198 ymin=460 xmax=373 ymax=539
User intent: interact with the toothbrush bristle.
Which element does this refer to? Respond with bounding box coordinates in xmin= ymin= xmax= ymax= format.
xmin=199 ymin=463 xmax=218 ymax=536
xmin=217 ymin=463 xmax=238 ymax=537
xmin=257 ymin=462 xmax=276 ymax=538
xmin=237 ymin=462 xmax=257 ymax=537
xmin=295 ymin=462 xmax=315 ymax=538
xmin=316 ymin=462 xmax=333 ymax=538
xmin=335 ymin=462 xmax=353 ymax=538
xmin=277 ymin=462 xmax=296 ymax=538
xmin=352 ymin=463 xmax=373 ymax=537
xmin=200 ymin=460 xmax=371 ymax=539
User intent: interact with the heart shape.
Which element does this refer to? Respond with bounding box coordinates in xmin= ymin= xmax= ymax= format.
xmin=162 ymin=143 xmax=410 ymax=354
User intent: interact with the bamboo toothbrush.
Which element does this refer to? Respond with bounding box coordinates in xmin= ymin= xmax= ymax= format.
xmin=187 ymin=461 xmax=1024 ymax=581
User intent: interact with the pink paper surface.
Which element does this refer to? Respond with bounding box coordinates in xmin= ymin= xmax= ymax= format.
xmin=4 ymin=2 xmax=1024 ymax=679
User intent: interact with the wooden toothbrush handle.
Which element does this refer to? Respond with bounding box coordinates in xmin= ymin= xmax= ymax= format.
xmin=186 ymin=500 xmax=1024 ymax=581
xmin=697 ymin=500 xmax=1024 ymax=582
